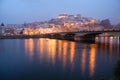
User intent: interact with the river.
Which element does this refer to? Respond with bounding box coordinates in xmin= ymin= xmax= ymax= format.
xmin=0 ymin=36 xmax=120 ymax=80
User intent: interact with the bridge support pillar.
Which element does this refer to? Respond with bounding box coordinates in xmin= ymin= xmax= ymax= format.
xmin=75 ymin=36 xmax=96 ymax=42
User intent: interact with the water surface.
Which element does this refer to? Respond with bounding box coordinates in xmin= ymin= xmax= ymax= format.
xmin=0 ymin=37 xmax=120 ymax=80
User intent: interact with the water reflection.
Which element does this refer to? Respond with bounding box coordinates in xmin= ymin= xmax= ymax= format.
xmin=24 ymin=39 xmax=34 ymax=61
xmin=109 ymin=37 xmax=113 ymax=60
xmin=95 ymin=36 xmax=120 ymax=61
xmin=51 ymin=39 xmax=56 ymax=65
xmin=23 ymin=37 xmax=120 ymax=79
xmin=38 ymin=38 xmax=44 ymax=63
xmin=89 ymin=44 xmax=97 ymax=77
xmin=104 ymin=37 xmax=108 ymax=57
xmin=58 ymin=40 xmax=62 ymax=61
xmin=37 ymin=39 xmax=57 ymax=64
xmin=70 ymin=42 xmax=75 ymax=70
xmin=117 ymin=37 xmax=120 ymax=55
xmin=81 ymin=44 xmax=87 ymax=75
xmin=24 ymin=37 xmax=120 ymax=67
xmin=46 ymin=39 xmax=51 ymax=63
xmin=62 ymin=41 xmax=68 ymax=69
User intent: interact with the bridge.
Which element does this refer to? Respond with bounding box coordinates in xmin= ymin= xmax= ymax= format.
xmin=44 ymin=30 xmax=120 ymax=41
xmin=0 ymin=30 xmax=120 ymax=41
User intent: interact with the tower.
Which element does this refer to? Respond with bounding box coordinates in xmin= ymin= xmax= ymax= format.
xmin=0 ymin=23 xmax=5 ymax=35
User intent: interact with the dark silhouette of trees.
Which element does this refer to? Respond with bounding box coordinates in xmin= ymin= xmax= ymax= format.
xmin=1 ymin=22 xmax=5 ymax=26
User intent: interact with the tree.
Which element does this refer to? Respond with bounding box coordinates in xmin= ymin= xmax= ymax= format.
xmin=1 ymin=23 xmax=5 ymax=26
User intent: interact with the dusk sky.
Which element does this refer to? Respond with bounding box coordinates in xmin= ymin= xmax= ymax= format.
xmin=0 ymin=0 xmax=120 ymax=24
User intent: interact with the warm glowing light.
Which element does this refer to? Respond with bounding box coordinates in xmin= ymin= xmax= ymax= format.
xmin=71 ymin=23 xmax=75 ymax=26
xmin=58 ymin=14 xmax=68 ymax=19
xmin=25 ymin=39 xmax=28 ymax=54
xmin=90 ymin=19 xmax=96 ymax=24
xmin=104 ymin=37 xmax=108 ymax=55
xmin=40 ymin=32 xmax=44 ymax=34
xmin=24 ymin=31 xmax=28 ymax=35
xmin=117 ymin=37 xmax=120 ymax=55
xmin=63 ymin=41 xmax=68 ymax=69
xmin=29 ymin=31 xmax=34 ymax=35
xmin=24 ymin=39 xmax=34 ymax=61
xmin=58 ymin=40 xmax=62 ymax=60
xmin=58 ymin=16 xmax=66 ymax=19
xmin=89 ymin=44 xmax=96 ymax=77
xmin=45 ymin=39 xmax=51 ymax=63
xmin=70 ymin=42 xmax=75 ymax=70
xmin=81 ymin=45 xmax=87 ymax=75
xmin=37 ymin=38 xmax=57 ymax=65
xmin=109 ymin=36 xmax=113 ymax=60
xmin=51 ymin=39 xmax=56 ymax=65
xmin=38 ymin=38 xmax=44 ymax=62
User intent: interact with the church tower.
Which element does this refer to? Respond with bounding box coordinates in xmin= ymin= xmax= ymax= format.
xmin=0 ymin=23 xmax=5 ymax=35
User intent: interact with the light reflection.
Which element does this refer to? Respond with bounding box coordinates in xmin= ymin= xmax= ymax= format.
xmin=51 ymin=39 xmax=56 ymax=65
xmin=101 ymin=37 xmax=104 ymax=43
xmin=104 ymin=37 xmax=108 ymax=55
xmin=24 ymin=39 xmax=34 ymax=61
xmin=63 ymin=41 xmax=68 ymax=69
xmin=70 ymin=41 xmax=75 ymax=70
xmin=99 ymin=37 xmax=107 ymax=60
xmin=109 ymin=36 xmax=113 ymax=60
xmin=58 ymin=40 xmax=62 ymax=61
xmin=99 ymin=37 xmax=104 ymax=59
xmin=23 ymin=36 xmax=120 ymax=78
xmin=95 ymin=36 xmax=120 ymax=61
xmin=100 ymin=37 xmax=105 ymax=57
xmin=81 ymin=44 xmax=87 ymax=75
xmin=45 ymin=39 xmax=51 ymax=63
xmin=25 ymin=39 xmax=28 ymax=54
xmin=105 ymin=37 xmax=108 ymax=43
xmin=89 ymin=44 xmax=96 ymax=77
xmin=37 ymin=38 xmax=57 ymax=65
xmin=38 ymin=38 xmax=44 ymax=62
xmin=117 ymin=37 xmax=120 ymax=56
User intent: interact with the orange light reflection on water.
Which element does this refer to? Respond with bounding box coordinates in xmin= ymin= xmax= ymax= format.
xmin=24 ymin=38 xmax=77 ymax=70
xmin=89 ymin=44 xmax=97 ymax=77
xmin=58 ymin=40 xmax=62 ymax=61
xmin=38 ymin=38 xmax=57 ymax=65
xmin=38 ymin=38 xmax=44 ymax=62
xmin=109 ymin=37 xmax=113 ymax=60
xmin=117 ymin=37 xmax=120 ymax=56
xmin=51 ymin=39 xmax=56 ymax=65
xmin=45 ymin=39 xmax=51 ymax=63
xmin=70 ymin=41 xmax=75 ymax=70
xmin=81 ymin=45 xmax=87 ymax=75
xmin=24 ymin=39 xmax=34 ymax=61
xmin=62 ymin=41 xmax=68 ymax=69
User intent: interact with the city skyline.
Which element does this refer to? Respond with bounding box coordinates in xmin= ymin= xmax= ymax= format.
xmin=0 ymin=0 xmax=120 ymax=24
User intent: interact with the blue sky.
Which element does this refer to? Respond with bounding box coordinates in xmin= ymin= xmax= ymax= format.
xmin=0 ymin=0 xmax=120 ymax=24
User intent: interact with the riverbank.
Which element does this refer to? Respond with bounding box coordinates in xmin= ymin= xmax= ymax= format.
xmin=0 ymin=35 xmax=43 ymax=39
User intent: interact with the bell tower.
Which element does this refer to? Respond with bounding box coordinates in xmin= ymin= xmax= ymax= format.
xmin=0 ymin=23 xmax=5 ymax=35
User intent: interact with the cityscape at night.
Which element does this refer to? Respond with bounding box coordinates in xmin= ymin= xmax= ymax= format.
xmin=0 ymin=0 xmax=120 ymax=80
xmin=0 ymin=13 xmax=120 ymax=36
